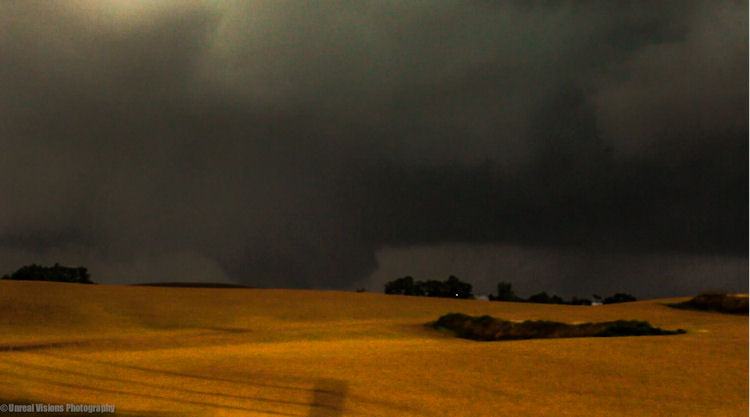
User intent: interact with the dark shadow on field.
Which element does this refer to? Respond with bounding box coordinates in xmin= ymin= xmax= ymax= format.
xmin=309 ymin=378 xmax=348 ymax=417
xmin=2 ymin=350 xmax=423 ymax=416
xmin=0 ymin=366 xmax=302 ymax=416
xmin=0 ymin=357 xmax=329 ymax=412
xmin=0 ymin=342 xmax=80 ymax=352
xmin=30 ymin=351 xmax=318 ymax=394
xmin=0 ymin=328 xmax=253 ymax=353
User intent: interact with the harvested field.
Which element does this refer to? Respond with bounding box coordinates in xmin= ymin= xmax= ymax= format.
xmin=0 ymin=281 xmax=747 ymax=416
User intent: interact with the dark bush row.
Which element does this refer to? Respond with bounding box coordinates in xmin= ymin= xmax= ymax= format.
xmin=430 ymin=313 xmax=685 ymax=341
xmin=384 ymin=277 xmax=638 ymax=305
xmin=489 ymin=282 xmax=636 ymax=305
xmin=2 ymin=263 xmax=93 ymax=284
xmin=670 ymin=292 xmax=748 ymax=315
xmin=385 ymin=275 xmax=473 ymax=299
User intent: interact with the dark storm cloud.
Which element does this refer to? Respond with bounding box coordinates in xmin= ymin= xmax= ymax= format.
xmin=1 ymin=1 xmax=746 ymax=292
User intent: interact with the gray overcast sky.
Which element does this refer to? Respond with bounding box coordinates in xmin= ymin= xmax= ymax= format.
xmin=1 ymin=0 xmax=747 ymax=298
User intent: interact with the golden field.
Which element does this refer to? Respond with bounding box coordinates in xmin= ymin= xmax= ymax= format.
xmin=0 ymin=280 xmax=746 ymax=416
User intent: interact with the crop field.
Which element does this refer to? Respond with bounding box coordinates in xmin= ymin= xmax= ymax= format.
xmin=0 ymin=281 xmax=746 ymax=416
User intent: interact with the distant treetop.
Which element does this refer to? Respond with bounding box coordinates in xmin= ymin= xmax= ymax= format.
xmin=2 ymin=263 xmax=93 ymax=284
xmin=385 ymin=275 xmax=473 ymax=299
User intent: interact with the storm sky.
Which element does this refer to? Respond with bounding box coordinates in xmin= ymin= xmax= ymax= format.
xmin=1 ymin=0 xmax=747 ymax=298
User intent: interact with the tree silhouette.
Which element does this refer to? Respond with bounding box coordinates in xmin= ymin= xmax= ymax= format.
xmin=603 ymin=293 xmax=637 ymax=304
xmin=491 ymin=281 xmax=517 ymax=301
xmin=2 ymin=263 xmax=93 ymax=284
xmin=384 ymin=275 xmax=473 ymax=299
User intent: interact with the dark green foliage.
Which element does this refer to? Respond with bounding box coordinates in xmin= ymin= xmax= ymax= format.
xmin=527 ymin=292 xmax=565 ymax=304
xmin=2 ymin=263 xmax=93 ymax=284
xmin=488 ymin=282 xmax=633 ymax=306
xmin=446 ymin=275 xmax=472 ymax=299
xmin=385 ymin=275 xmax=473 ymax=299
xmin=527 ymin=292 xmax=551 ymax=303
xmin=594 ymin=320 xmax=686 ymax=337
xmin=490 ymin=281 xmax=517 ymax=301
xmin=603 ymin=293 xmax=637 ymax=304
xmin=430 ymin=313 xmax=685 ymax=341
xmin=568 ymin=297 xmax=592 ymax=305
xmin=420 ymin=280 xmax=447 ymax=297
xmin=670 ymin=292 xmax=748 ymax=315
xmin=385 ymin=276 xmax=419 ymax=295
xmin=550 ymin=294 xmax=564 ymax=304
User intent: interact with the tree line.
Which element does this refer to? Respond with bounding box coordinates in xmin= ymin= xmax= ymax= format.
xmin=2 ymin=263 xmax=94 ymax=284
xmin=385 ymin=275 xmax=473 ymax=299
xmin=384 ymin=277 xmax=636 ymax=304
xmin=489 ymin=281 xmax=636 ymax=305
